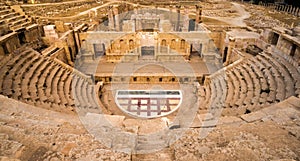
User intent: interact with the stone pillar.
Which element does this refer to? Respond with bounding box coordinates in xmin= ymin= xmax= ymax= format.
xmin=158 ymin=44 xmax=161 ymax=54
xmin=278 ymin=5 xmax=281 ymax=11
xmin=61 ymin=41 xmax=74 ymax=66
xmin=294 ymin=7 xmax=297 ymax=15
xmin=292 ymin=7 xmax=295 ymax=15
xmin=134 ymin=4 xmax=138 ymax=15
xmin=186 ymin=47 xmax=189 ymax=55
xmin=195 ymin=5 xmax=202 ymax=24
xmin=224 ymin=37 xmax=235 ymax=66
xmin=182 ymin=7 xmax=189 ymax=32
xmin=283 ymin=5 xmax=288 ymax=12
xmin=113 ymin=5 xmax=120 ymax=31
xmin=167 ymin=45 xmax=170 ymax=54
xmin=289 ymin=6 xmax=293 ymax=13
xmin=169 ymin=5 xmax=174 ymax=25
xmin=176 ymin=5 xmax=181 ymax=32
xmin=108 ymin=5 xmax=115 ymax=31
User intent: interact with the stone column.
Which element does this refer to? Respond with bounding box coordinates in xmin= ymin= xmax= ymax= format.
xmin=167 ymin=45 xmax=170 ymax=54
xmin=169 ymin=6 xmax=172 ymax=21
xmin=176 ymin=5 xmax=181 ymax=32
xmin=225 ymin=37 xmax=235 ymax=66
xmin=280 ymin=5 xmax=284 ymax=11
xmin=292 ymin=7 xmax=295 ymax=15
xmin=62 ymin=41 xmax=74 ymax=66
xmin=158 ymin=44 xmax=161 ymax=54
xmin=276 ymin=4 xmax=280 ymax=11
xmin=108 ymin=5 xmax=115 ymax=31
xmin=294 ymin=7 xmax=298 ymax=16
xmin=134 ymin=4 xmax=138 ymax=15
xmin=113 ymin=5 xmax=120 ymax=31
xmin=195 ymin=5 xmax=202 ymax=24
xmin=182 ymin=7 xmax=189 ymax=32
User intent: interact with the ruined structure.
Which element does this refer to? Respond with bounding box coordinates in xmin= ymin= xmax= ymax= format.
xmin=0 ymin=0 xmax=299 ymax=160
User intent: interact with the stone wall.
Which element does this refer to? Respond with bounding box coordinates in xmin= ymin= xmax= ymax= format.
xmin=50 ymin=47 xmax=69 ymax=64
xmin=95 ymin=75 xmax=202 ymax=84
xmin=0 ymin=32 xmax=21 ymax=55
xmin=266 ymin=27 xmax=300 ymax=64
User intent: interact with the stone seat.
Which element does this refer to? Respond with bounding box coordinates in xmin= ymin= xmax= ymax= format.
xmin=256 ymin=55 xmax=277 ymax=103
xmin=11 ymin=21 xmax=31 ymax=31
xmin=0 ymin=49 xmax=97 ymax=112
xmin=20 ymin=57 xmax=44 ymax=99
xmin=227 ymin=71 xmax=240 ymax=107
xmin=0 ymin=12 xmax=18 ymax=20
xmin=237 ymin=66 xmax=253 ymax=105
xmin=5 ymin=15 xmax=25 ymax=23
xmin=242 ymin=62 xmax=261 ymax=106
xmin=248 ymin=58 xmax=269 ymax=106
xmin=29 ymin=60 xmax=50 ymax=101
xmin=0 ymin=54 xmax=12 ymax=67
xmin=65 ymin=73 xmax=74 ymax=106
xmin=87 ymin=84 xmax=99 ymax=109
xmin=135 ymin=134 xmax=168 ymax=152
xmin=37 ymin=62 xmax=55 ymax=103
xmin=12 ymin=55 xmax=41 ymax=99
xmin=44 ymin=65 xmax=59 ymax=103
xmin=52 ymin=68 xmax=64 ymax=105
xmin=10 ymin=18 xmax=28 ymax=27
xmin=263 ymin=52 xmax=295 ymax=98
xmin=213 ymin=77 xmax=223 ymax=107
xmin=270 ymin=52 xmax=300 ymax=95
xmin=259 ymin=53 xmax=286 ymax=101
xmin=72 ymin=76 xmax=86 ymax=108
xmin=3 ymin=52 xmax=34 ymax=96
xmin=37 ymin=88 xmax=47 ymax=102
xmin=0 ymin=50 xmax=31 ymax=94
xmin=203 ymin=84 xmax=211 ymax=107
xmin=57 ymin=70 xmax=69 ymax=105
xmin=218 ymin=74 xmax=227 ymax=106
xmin=34 ymin=100 xmax=52 ymax=110
xmin=209 ymin=80 xmax=217 ymax=108
xmin=0 ymin=9 xmax=11 ymax=16
xmin=232 ymin=68 xmax=247 ymax=106
xmin=224 ymin=75 xmax=234 ymax=107
xmin=280 ymin=52 xmax=300 ymax=72
xmin=0 ymin=6 xmax=9 ymax=11
xmin=79 ymin=79 xmax=92 ymax=108
xmin=46 ymin=64 xmax=60 ymax=104
xmin=248 ymin=58 xmax=269 ymax=91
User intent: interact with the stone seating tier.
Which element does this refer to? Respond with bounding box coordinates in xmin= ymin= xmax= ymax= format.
xmin=202 ymin=51 xmax=300 ymax=116
xmin=0 ymin=49 xmax=99 ymax=113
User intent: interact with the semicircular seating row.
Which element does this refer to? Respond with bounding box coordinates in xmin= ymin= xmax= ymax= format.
xmin=0 ymin=4 xmax=33 ymax=32
xmin=0 ymin=48 xmax=100 ymax=112
xmin=202 ymin=51 xmax=300 ymax=116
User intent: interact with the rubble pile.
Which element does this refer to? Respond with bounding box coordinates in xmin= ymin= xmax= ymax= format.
xmin=244 ymin=5 xmax=289 ymax=28
xmin=22 ymin=1 xmax=99 ymax=17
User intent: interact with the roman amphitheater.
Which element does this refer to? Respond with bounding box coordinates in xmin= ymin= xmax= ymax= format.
xmin=0 ymin=0 xmax=300 ymax=160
